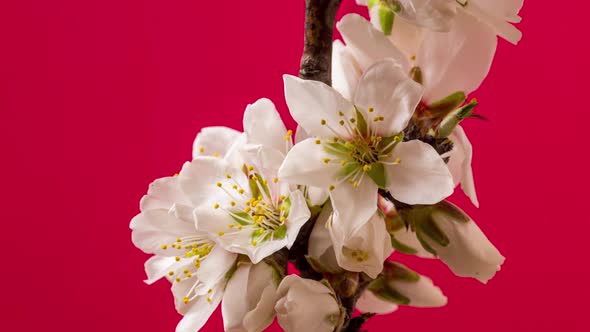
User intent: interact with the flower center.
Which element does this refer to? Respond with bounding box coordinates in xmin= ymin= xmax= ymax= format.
xmin=214 ymin=165 xmax=291 ymax=247
xmin=318 ymin=106 xmax=402 ymax=189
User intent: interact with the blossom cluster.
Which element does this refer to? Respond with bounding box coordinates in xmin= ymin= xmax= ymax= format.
xmin=130 ymin=1 xmax=523 ymax=331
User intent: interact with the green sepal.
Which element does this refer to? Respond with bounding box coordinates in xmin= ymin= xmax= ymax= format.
xmin=416 ymin=217 xmax=450 ymax=248
xmin=323 ymin=141 xmax=349 ymax=156
xmin=251 ymin=229 xmax=271 ymax=245
xmin=355 ymin=106 xmax=368 ymax=137
xmin=384 ymin=213 xmax=405 ymax=233
xmin=382 ymin=261 xmax=420 ymax=282
xmin=428 ymin=91 xmax=466 ymax=117
xmin=435 ymin=200 xmax=470 ymax=223
xmin=273 ymin=224 xmax=287 ymax=240
xmin=366 ymin=162 xmax=386 ymax=188
xmin=437 ymin=99 xmax=479 ymax=138
xmin=409 ymin=66 xmax=423 ymax=85
xmin=305 ymin=255 xmax=342 ymax=274
xmin=390 ymin=235 xmax=419 ymax=255
xmin=368 ymin=276 xmax=411 ymax=305
xmin=378 ymin=2 xmax=395 ymax=35
xmin=230 ymin=211 xmax=253 ymax=226
xmin=368 ymin=0 xmax=379 ymax=9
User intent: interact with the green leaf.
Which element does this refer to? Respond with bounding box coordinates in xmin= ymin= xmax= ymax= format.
xmin=366 ymin=162 xmax=386 ymax=188
xmin=368 ymin=0 xmax=379 ymax=9
xmin=377 ymin=133 xmax=402 ymax=154
xmin=248 ymin=176 xmax=260 ymax=199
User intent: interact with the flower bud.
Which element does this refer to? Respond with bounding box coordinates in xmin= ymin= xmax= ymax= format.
xmin=222 ymin=261 xmax=278 ymax=332
xmin=357 ymin=262 xmax=446 ymax=314
xmin=275 ymin=275 xmax=342 ymax=332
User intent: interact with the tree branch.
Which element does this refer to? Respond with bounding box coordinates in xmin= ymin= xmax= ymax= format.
xmin=299 ymin=0 xmax=343 ymax=85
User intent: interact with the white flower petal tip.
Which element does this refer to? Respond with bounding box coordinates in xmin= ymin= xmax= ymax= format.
xmin=386 ymin=140 xmax=454 ymax=205
xmin=243 ymin=97 xmax=290 ymax=153
xmin=192 ymin=126 xmax=242 ymax=160
xmin=275 ymin=275 xmax=341 ymax=332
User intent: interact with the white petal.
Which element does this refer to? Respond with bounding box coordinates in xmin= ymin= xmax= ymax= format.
xmin=384 ymin=13 xmax=425 ymax=60
xmin=175 ymin=284 xmax=224 ymax=332
xmin=192 ymin=126 xmax=242 ymax=160
xmin=353 ymin=59 xmax=423 ymax=136
xmin=144 ymin=255 xmax=178 ymax=285
xmin=283 ymin=75 xmax=354 ymax=138
xmin=139 ymin=176 xmax=191 ymax=212
xmin=222 ymin=264 xmax=251 ymax=332
xmin=196 ymin=245 xmax=237 ymax=285
xmin=356 ymin=291 xmax=398 ymax=314
xmin=307 ymin=186 xmax=329 ymax=207
xmin=337 ymin=14 xmax=410 ymax=72
xmin=243 ymin=98 xmax=290 ymax=154
xmin=417 ymin=10 xmax=497 ymax=102
xmin=430 ymin=208 xmax=505 ymax=283
xmin=308 ymin=204 xmax=341 ymax=272
xmin=130 ymin=209 xmax=198 ymax=256
xmin=278 ymin=137 xmax=341 ymax=188
xmin=394 ymin=0 xmax=457 ymax=31
xmin=330 ymin=177 xmax=378 ymax=237
xmin=464 ymin=1 xmax=523 ymax=44
xmin=178 ymin=157 xmax=230 ymax=208
xmin=332 ymin=40 xmax=362 ymax=100
xmin=386 ymin=140 xmax=453 ymax=205
xmin=391 ymin=275 xmax=447 ymax=307
xmin=447 ymin=126 xmax=479 ymax=207
xmin=285 ymin=189 xmax=312 ymax=249
xmin=294 ymin=125 xmax=309 ymax=144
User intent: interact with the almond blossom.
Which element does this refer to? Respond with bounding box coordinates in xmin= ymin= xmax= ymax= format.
xmin=180 ymin=98 xmax=311 ymax=263
xmin=334 ymin=13 xmax=484 ymax=206
xmin=280 ymin=59 xmax=454 ymax=237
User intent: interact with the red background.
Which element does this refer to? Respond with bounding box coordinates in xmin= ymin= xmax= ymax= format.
xmin=1 ymin=1 xmax=587 ymax=331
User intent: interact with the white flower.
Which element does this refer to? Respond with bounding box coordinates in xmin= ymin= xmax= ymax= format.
xmin=275 ymin=275 xmax=341 ymax=332
xmin=356 ymin=262 xmax=447 ymax=314
xmin=309 ymin=203 xmax=393 ymax=278
xmin=222 ymin=261 xmax=278 ymax=332
xmin=334 ymin=14 xmax=486 ymax=204
xmin=360 ymin=0 xmax=523 ymax=44
xmin=280 ymin=60 xmax=454 ymax=237
xmin=130 ymin=175 xmax=238 ymax=332
xmin=181 ymin=98 xmax=311 ymax=263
